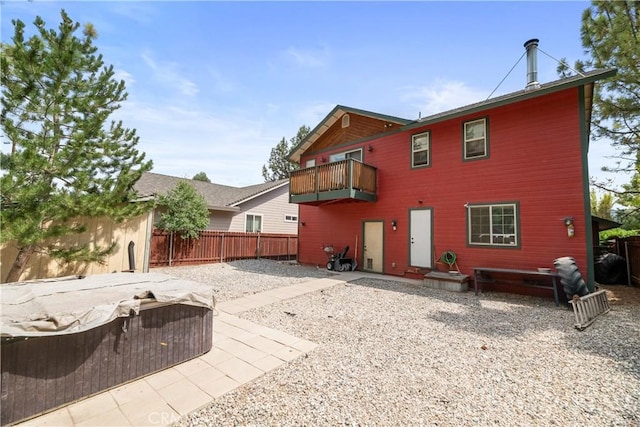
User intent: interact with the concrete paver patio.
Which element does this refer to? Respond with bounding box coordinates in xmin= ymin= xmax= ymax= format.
xmin=17 ymin=272 xmax=391 ymax=427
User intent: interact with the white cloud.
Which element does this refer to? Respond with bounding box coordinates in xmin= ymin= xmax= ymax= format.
xmin=206 ymin=67 xmax=237 ymax=94
xmin=400 ymin=79 xmax=489 ymax=118
xmin=296 ymin=102 xmax=336 ymax=126
xmin=266 ymin=103 xmax=280 ymax=114
xmin=113 ymin=69 xmax=135 ymax=88
xmin=113 ymin=101 xmax=274 ymax=186
xmin=282 ymin=45 xmax=331 ymax=68
xmin=109 ymin=2 xmax=157 ymax=26
xmin=141 ymin=51 xmax=199 ymax=97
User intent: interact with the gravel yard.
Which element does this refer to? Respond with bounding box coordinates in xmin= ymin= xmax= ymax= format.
xmin=154 ymin=259 xmax=334 ymax=303
xmin=168 ymin=260 xmax=640 ymax=427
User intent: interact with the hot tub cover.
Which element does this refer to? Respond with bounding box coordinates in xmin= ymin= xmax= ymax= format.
xmin=1 ymin=272 xmax=216 ymax=337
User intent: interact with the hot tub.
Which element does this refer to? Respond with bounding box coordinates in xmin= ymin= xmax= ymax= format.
xmin=1 ymin=272 xmax=215 ymax=425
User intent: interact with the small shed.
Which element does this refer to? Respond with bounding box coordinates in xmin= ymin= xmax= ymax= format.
xmin=592 ymin=215 xmax=622 ymax=254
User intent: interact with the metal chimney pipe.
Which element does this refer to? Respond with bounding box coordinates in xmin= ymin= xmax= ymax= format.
xmin=524 ymin=38 xmax=540 ymax=90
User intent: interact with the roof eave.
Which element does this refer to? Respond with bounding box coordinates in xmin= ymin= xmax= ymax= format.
xmin=230 ymin=180 xmax=289 ymax=207
xmin=208 ymin=205 xmax=241 ymax=213
xmin=400 ymin=68 xmax=617 ymax=132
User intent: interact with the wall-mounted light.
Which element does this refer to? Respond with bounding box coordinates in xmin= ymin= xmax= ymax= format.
xmin=564 ymin=217 xmax=574 ymax=238
xmin=391 ymin=219 xmax=397 ymax=231
xmin=418 ymin=199 xmax=423 ymax=204
xmin=300 ymin=221 xmax=306 ymax=226
xmin=367 ymin=144 xmax=373 ymax=152
xmin=321 ymin=157 xmax=327 ymax=163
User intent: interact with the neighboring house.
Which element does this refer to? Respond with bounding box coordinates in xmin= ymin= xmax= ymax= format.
xmin=134 ymin=172 xmax=299 ymax=234
xmin=287 ymin=40 xmax=615 ymax=291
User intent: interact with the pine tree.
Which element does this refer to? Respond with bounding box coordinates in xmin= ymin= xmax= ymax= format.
xmin=192 ymin=171 xmax=211 ymax=183
xmin=1 ymin=11 xmax=153 ymax=282
xmin=557 ymin=1 xmax=639 ymax=228
xmin=590 ymin=189 xmax=614 ymax=219
xmin=262 ymin=125 xmax=309 ymax=181
xmin=579 ymin=1 xmax=639 ymax=163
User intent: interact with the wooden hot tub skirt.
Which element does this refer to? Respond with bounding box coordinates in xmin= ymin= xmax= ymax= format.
xmin=1 ymin=303 xmax=213 ymax=426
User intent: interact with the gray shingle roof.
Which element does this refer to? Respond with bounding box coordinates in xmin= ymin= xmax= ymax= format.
xmin=134 ymin=172 xmax=288 ymax=210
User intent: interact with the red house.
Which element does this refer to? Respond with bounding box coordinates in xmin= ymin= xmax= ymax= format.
xmin=288 ymin=40 xmax=615 ymax=300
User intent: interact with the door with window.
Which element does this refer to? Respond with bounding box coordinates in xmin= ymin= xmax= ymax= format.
xmin=409 ymin=208 xmax=433 ymax=268
xmin=363 ymin=221 xmax=384 ymax=273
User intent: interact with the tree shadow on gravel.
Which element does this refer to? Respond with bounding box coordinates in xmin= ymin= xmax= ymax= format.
xmin=348 ymin=277 xmax=640 ymax=380
xmin=225 ymin=259 xmax=338 ymax=279
xmin=155 ymin=259 xmax=337 ymax=280
xmin=347 ymin=277 xmax=568 ymax=337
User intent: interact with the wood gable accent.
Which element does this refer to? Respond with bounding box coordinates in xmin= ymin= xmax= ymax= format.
xmin=309 ymin=112 xmax=397 ymax=153
xmin=288 ymin=105 xmax=410 ymax=163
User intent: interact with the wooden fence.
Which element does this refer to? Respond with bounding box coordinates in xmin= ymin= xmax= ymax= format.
xmin=1 ymin=213 xmax=151 ymax=283
xmin=609 ymin=236 xmax=640 ymax=286
xmin=149 ymin=229 xmax=297 ymax=267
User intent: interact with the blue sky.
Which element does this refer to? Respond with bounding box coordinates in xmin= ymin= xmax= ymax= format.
xmin=1 ymin=1 xmax=625 ymax=188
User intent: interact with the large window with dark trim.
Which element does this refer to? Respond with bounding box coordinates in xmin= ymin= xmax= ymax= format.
xmin=411 ymin=131 xmax=430 ymax=168
xmin=468 ymin=203 xmax=518 ymax=246
xmin=464 ymin=118 xmax=488 ymax=159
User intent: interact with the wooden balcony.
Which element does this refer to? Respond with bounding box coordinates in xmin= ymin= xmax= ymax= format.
xmin=289 ymin=159 xmax=377 ymax=205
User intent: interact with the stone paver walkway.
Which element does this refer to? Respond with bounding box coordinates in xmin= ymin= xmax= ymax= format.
xmin=17 ymin=272 xmax=395 ymax=426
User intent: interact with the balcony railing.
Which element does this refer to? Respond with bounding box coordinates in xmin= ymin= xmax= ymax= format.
xmin=289 ymin=159 xmax=377 ymax=204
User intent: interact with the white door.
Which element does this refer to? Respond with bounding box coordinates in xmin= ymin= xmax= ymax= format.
xmin=363 ymin=221 xmax=383 ymax=273
xmin=410 ymin=208 xmax=432 ymax=268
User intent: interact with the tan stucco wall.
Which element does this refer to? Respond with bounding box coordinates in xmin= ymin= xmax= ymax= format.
xmin=1 ymin=212 xmax=151 ymax=283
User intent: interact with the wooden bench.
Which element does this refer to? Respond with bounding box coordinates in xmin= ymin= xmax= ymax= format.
xmin=473 ymin=267 xmax=561 ymax=306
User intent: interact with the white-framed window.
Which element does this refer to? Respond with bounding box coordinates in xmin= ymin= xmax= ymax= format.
xmin=329 ymin=148 xmax=362 ymax=163
xmin=342 ymin=114 xmax=350 ymax=128
xmin=305 ymin=159 xmax=316 ymax=168
xmin=468 ymin=202 xmax=518 ymax=247
xmin=245 ymin=213 xmax=263 ymax=232
xmin=411 ymin=131 xmax=430 ymax=168
xmin=284 ymin=214 xmax=298 ymax=222
xmin=464 ymin=118 xmax=488 ymax=159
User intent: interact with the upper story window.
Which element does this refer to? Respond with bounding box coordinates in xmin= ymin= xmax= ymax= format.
xmin=342 ymin=114 xmax=350 ymax=128
xmin=463 ymin=118 xmax=488 ymax=160
xmin=305 ymin=159 xmax=316 ymax=168
xmin=411 ymin=131 xmax=430 ymax=168
xmin=467 ymin=202 xmax=518 ymax=247
xmin=245 ymin=213 xmax=262 ymax=232
xmin=329 ymin=148 xmax=362 ymax=163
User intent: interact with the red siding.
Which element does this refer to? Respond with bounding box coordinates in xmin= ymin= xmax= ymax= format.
xmin=298 ymin=88 xmax=590 ymax=284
